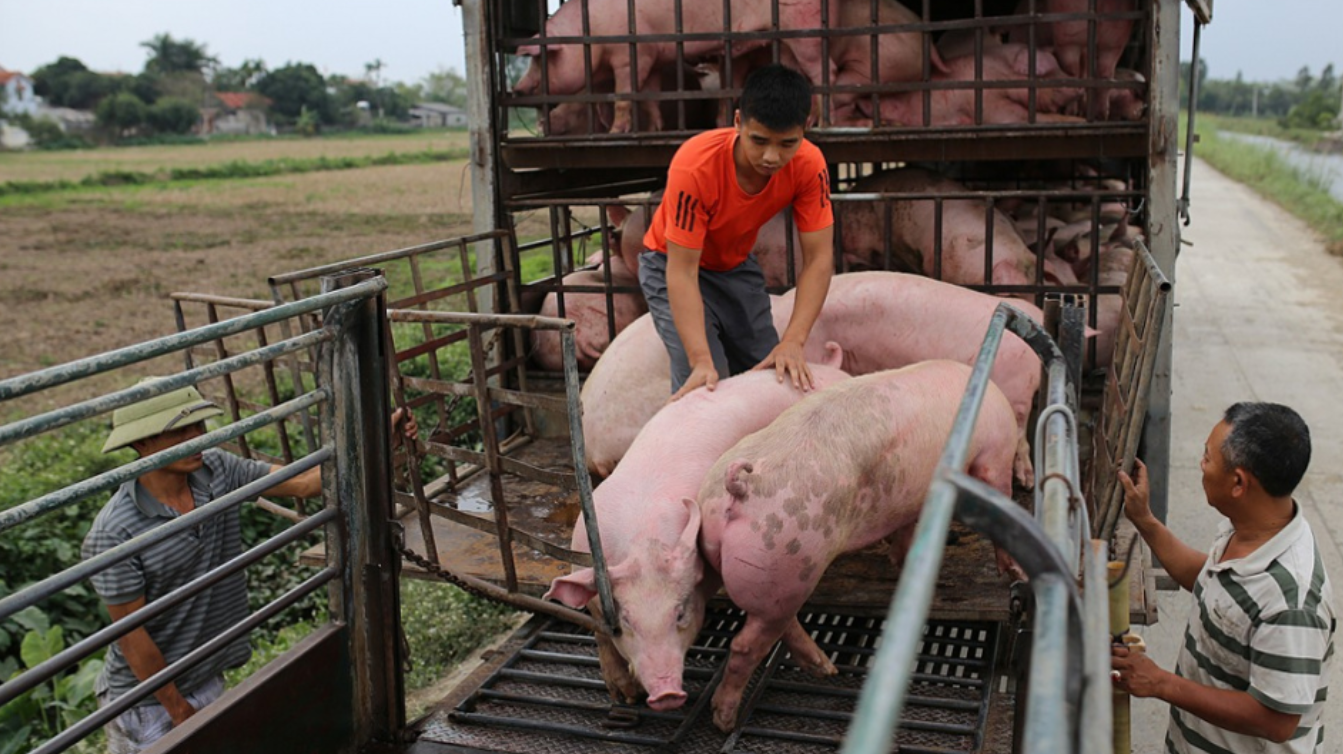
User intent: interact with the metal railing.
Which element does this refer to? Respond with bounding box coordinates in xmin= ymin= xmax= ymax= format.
xmin=1088 ymin=240 xmax=1171 ymax=540
xmin=841 ymin=302 xmax=1113 ymax=754
xmin=0 ymin=275 xmax=396 ymax=754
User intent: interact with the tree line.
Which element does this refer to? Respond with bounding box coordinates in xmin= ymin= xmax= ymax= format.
xmin=10 ymin=33 xmax=470 ymax=144
xmin=1181 ymin=59 xmax=1341 ymax=130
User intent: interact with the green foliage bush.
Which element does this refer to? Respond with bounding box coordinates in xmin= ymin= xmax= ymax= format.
xmin=0 ymin=608 xmax=104 ymax=754
xmin=399 ymin=579 xmax=519 ymax=691
xmin=147 ymin=97 xmax=202 ymax=135
xmin=95 ymin=92 xmax=149 ymax=136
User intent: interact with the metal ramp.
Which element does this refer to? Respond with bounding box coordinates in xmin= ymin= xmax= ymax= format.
xmin=416 ymin=606 xmax=1008 ymax=754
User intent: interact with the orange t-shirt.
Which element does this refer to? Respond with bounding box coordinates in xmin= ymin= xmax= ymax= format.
xmin=643 ymin=128 xmax=832 ymax=272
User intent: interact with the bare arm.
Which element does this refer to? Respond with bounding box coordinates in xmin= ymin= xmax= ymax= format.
xmin=1120 ymin=459 xmax=1207 ymax=591
xmin=665 ymin=241 xmax=719 ymax=400
xmin=755 ymin=227 xmax=833 ymax=390
xmin=261 ymin=409 xmax=417 ymax=499
xmin=107 ymin=598 xmax=196 ymax=725
xmin=1113 ymin=645 xmax=1301 ymax=743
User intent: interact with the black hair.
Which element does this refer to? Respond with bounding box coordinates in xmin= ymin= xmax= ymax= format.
xmin=738 ymin=64 xmax=812 ymax=132
xmin=1221 ymin=402 xmax=1311 ymax=497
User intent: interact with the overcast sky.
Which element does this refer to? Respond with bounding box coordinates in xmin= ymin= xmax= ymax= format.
xmin=0 ymin=0 xmax=1337 ymax=87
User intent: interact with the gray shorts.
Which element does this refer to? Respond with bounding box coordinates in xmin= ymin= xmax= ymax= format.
xmin=100 ymin=675 xmax=225 ymax=754
xmin=638 ymin=250 xmax=779 ymax=393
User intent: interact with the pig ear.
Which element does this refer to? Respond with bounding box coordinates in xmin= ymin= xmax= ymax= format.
xmin=725 ymin=461 xmax=753 ymax=501
xmin=820 ymin=341 xmax=844 ymax=370
xmin=545 ymin=568 xmax=598 ymax=608
xmin=678 ymin=497 xmax=702 ymax=553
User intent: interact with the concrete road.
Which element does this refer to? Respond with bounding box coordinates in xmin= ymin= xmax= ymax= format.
xmin=1130 ymin=157 xmax=1343 ymax=752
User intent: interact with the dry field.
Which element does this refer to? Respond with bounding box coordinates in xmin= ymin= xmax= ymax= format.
xmin=0 ymin=131 xmax=470 ymax=183
xmin=0 ymin=138 xmax=485 ymax=412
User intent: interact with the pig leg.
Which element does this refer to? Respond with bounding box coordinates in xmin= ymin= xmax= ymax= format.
xmin=589 ymin=599 xmax=642 ymax=703
xmin=712 ymin=615 xmax=789 ymax=732
xmin=781 ymin=617 xmax=836 ymax=677
xmin=609 ymin=53 xmax=660 ymax=133
xmin=1013 ymin=431 xmax=1035 ymax=489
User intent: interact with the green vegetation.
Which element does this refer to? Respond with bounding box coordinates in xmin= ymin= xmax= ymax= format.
xmin=1191 ymin=119 xmax=1343 ymax=255
xmin=1183 ymin=59 xmax=1339 ymax=129
xmin=1196 ymin=113 xmax=1333 ymax=149
xmin=0 ymin=148 xmax=468 ymax=198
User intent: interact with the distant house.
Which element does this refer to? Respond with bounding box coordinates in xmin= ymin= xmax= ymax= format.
xmin=202 ymin=91 xmax=272 ymax=136
xmin=0 ymin=68 xmax=39 ymax=116
xmin=410 ymin=102 xmax=467 ymax=128
xmin=35 ymin=105 xmax=96 ymax=133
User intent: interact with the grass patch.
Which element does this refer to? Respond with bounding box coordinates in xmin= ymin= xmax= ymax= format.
xmin=1190 ymin=115 xmax=1343 ymax=255
xmin=1197 ymin=113 xmax=1331 ymax=149
xmin=400 ymin=579 xmax=521 ymax=692
xmin=0 ymin=149 xmax=470 ymax=198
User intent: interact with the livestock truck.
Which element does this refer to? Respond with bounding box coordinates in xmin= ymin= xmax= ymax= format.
xmin=0 ymin=0 xmax=1212 ymax=752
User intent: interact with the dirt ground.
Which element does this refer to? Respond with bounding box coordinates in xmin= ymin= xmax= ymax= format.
xmin=0 ymin=148 xmax=481 ymax=414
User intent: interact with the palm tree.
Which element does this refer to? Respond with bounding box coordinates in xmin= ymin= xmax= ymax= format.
xmin=141 ymin=33 xmax=218 ymax=75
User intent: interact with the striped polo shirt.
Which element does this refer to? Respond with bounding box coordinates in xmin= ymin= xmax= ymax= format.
xmin=1168 ymin=505 xmax=1336 ymax=754
xmin=83 ymin=449 xmax=272 ymax=705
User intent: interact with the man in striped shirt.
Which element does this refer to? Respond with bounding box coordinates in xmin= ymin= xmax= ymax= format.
xmin=84 ymin=380 xmax=414 ymax=753
xmin=1112 ymin=402 xmax=1335 ymax=753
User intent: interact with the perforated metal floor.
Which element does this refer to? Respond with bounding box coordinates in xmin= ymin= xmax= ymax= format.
xmin=415 ymin=605 xmax=1010 ymax=753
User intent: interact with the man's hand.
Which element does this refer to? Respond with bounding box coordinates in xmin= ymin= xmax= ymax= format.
xmin=392 ymin=407 xmax=419 ymax=447
xmin=753 ymin=340 xmax=813 ymax=392
xmin=671 ymin=360 xmax=719 ymax=402
xmin=1111 ymin=643 xmax=1167 ymax=698
xmin=1119 ymin=459 xmax=1157 ymax=528
xmin=166 ymin=697 xmax=198 ymax=726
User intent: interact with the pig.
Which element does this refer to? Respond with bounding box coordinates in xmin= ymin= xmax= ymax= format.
xmin=695 ymin=360 xmax=1021 ymax=731
xmin=546 ymin=360 xmax=852 ymax=709
xmin=867 ymin=43 xmax=1084 ymax=127
xmin=826 ymin=0 xmax=949 ymax=126
xmin=780 ymin=271 xmax=1045 ymax=486
xmin=541 ymin=64 xmax=718 ymax=135
xmin=580 ymin=314 xmax=669 ymax=478
xmin=1008 ymin=0 xmax=1138 ymax=119
xmin=841 ymin=169 xmax=1077 ymax=296
xmin=581 ymin=294 xmax=794 ymax=478
xmin=513 ymin=0 xmax=838 ymax=133
xmin=1076 ymin=235 xmax=1136 ymax=368
xmin=531 ymin=258 xmax=648 ymax=372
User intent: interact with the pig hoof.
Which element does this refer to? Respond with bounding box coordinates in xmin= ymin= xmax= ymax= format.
xmin=712 ymin=704 xmax=738 ymax=733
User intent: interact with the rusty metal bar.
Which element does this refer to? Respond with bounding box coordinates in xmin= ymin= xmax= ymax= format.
xmin=0 ymin=279 xmax=382 ymax=402
xmin=467 ymin=321 xmax=520 ymax=592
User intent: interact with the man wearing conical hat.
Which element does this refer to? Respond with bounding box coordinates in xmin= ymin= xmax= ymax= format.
xmin=83 ymin=379 xmax=414 ymax=753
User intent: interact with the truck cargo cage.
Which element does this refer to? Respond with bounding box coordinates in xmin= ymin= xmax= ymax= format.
xmin=495 ymin=0 xmax=1152 ymax=152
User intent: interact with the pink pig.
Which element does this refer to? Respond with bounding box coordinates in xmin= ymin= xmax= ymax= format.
xmin=580 ymin=295 xmax=793 ymax=479
xmin=547 ymin=361 xmax=851 ymax=710
xmin=513 ymin=0 xmax=837 ymax=133
xmin=843 ymin=169 xmax=1077 ymax=297
xmin=781 ymin=271 xmax=1044 ymax=486
xmin=531 ymin=259 xmax=648 ymax=372
xmin=868 ymin=43 xmax=1083 ymax=127
xmin=695 ymin=360 xmax=1021 ymax=731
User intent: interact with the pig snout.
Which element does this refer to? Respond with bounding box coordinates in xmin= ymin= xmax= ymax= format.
xmin=645 ymin=686 xmax=689 ymax=711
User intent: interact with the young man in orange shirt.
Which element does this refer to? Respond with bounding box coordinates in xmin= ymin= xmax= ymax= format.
xmin=639 ymin=64 xmax=833 ymax=400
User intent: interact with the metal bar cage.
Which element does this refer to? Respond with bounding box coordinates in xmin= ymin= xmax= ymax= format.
xmin=173 ymin=230 xmax=622 ymax=634
xmin=493 ymin=0 xmax=1151 ymax=143
xmin=0 ymin=278 xmax=387 ymax=754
